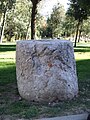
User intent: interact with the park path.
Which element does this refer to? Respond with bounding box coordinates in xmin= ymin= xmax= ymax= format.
xmin=0 ymin=113 xmax=88 ymax=120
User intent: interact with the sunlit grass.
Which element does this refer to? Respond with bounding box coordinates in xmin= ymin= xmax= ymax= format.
xmin=75 ymin=52 xmax=90 ymax=60
xmin=74 ymin=44 xmax=90 ymax=83
xmin=74 ymin=43 xmax=90 ymax=60
xmin=0 ymin=51 xmax=15 ymax=62
xmin=0 ymin=44 xmax=16 ymax=62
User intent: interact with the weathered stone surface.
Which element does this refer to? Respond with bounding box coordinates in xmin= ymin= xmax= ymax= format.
xmin=16 ymin=40 xmax=78 ymax=102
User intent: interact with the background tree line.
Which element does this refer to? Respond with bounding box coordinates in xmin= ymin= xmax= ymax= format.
xmin=0 ymin=0 xmax=90 ymax=47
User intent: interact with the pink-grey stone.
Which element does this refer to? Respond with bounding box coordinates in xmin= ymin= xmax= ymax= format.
xmin=16 ymin=40 xmax=78 ymax=102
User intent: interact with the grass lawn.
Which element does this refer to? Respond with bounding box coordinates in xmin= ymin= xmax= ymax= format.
xmin=0 ymin=42 xmax=90 ymax=119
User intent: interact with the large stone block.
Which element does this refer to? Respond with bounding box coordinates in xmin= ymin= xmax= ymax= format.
xmin=16 ymin=40 xmax=78 ymax=102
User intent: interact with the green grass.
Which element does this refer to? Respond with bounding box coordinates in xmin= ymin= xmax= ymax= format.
xmin=0 ymin=45 xmax=16 ymax=52
xmin=0 ymin=42 xmax=90 ymax=119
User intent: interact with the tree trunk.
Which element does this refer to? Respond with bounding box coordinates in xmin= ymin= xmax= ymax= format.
xmin=7 ymin=35 xmax=12 ymax=42
xmin=0 ymin=9 xmax=7 ymax=43
xmin=0 ymin=13 xmax=3 ymax=27
xmin=78 ymin=24 xmax=82 ymax=43
xmin=31 ymin=3 xmax=37 ymax=39
xmin=26 ymin=20 xmax=30 ymax=40
xmin=74 ymin=20 xmax=80 ymax=47
xmin=0 ymin=14 xmax=3 ymax=42
xmin=26 ymin=6 xmax=31 ymax=40
xmin=78 ymin=30 xmax=81 ymax=43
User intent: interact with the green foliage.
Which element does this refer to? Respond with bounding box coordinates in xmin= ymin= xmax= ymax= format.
xmin=82 ymin=17 xmax=90 ymax=36
xmin=1 ymin=0 xmax=90 ymax=42
xmin=67 ymin=0 xmax=88 ymax=22
xmin=41 ymin=3 xmax=65 ymax=38
xmin=2 ymin=0 xmax=44 ymax=41
xmin=4 ymin=0 xmax=32 ymax=41
xmin=35 ymin=13 xmax=46 ymax=39
xmin=62 ymin=15 xmax=76 ymax=37
xmin=77 ymin=0 xmax=90 ymax=15
xmin=40 ymin=18 xmax=53 ymax=38
xmin=0 ymin=0 xmax=16 ymax=13
xmin=49 ymin=3 xmax=65 ymax=38
xmin=67 ymin=0 xmax=89 ymax=47
xmin=0 ymin=0 xmax=16 ymax=43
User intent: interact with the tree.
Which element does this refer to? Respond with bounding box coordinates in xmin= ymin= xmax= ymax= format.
xmin=51 ymin=3 xmax=65 ymax=38
xmin=35 ymin=13 xmax=46 ymax=39
xmin=77 ymin=0 xmax=90 ymax=15
xmin=13 ymin=0 xmax=32 ymax=40
xmin=40 ymin=18 xmax=53 ymax=38
xmin=43 ymin=3 xmax=65 ymax=39
xmin=0 ymin=0 xmax=16 ymax=43
xmin=67 ymin=0 xmax=88 ymax=47
xmin=30 ymin=0 xmax=42 ymax=39
xmin=62 ymin=15 xmax=76 ymax=38
xmin=77 ymin=22 xmax=83 ymax=42
xmin=4 ymin=0 xmax=44 ymax=42
xmin=4 ymin=0 xmax=32 ymax=41
xmin=81 ymin=17 xmax=90 ymax=39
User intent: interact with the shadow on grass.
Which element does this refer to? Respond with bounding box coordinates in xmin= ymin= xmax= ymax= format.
xmin=0 ymin=59 xmax=90 ymax=119
xmin=0 ymin=45 xmax=16 ymax=52
xmin=0 ymin=62 xmax=16 ymax=85
xmin=74 ymin=46 xmax=90 ymax=52
xmin=76 ymin=59 xmax=90 ymax=82
xmin=0 ymin=62 xmax=40 ymax=118
xmin=76 ymin=59 xmax=90 ymax=104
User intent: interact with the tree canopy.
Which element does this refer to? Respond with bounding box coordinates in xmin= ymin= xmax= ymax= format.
xmin=67 ymin=0 xmax=89 ymax=46
xmin=0 ymin=0 xmax=90 ymax=43
xmin=40 ymin=3 xmax=65 ymax=39
xmin=78 ymin=0 xmax=90 ymax=14
xmin=0 ymin=0 xmax=16 ymax=43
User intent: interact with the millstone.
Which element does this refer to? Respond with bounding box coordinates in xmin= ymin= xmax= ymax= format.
xmin=16 ymin=40 xmax=78 ymax=102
